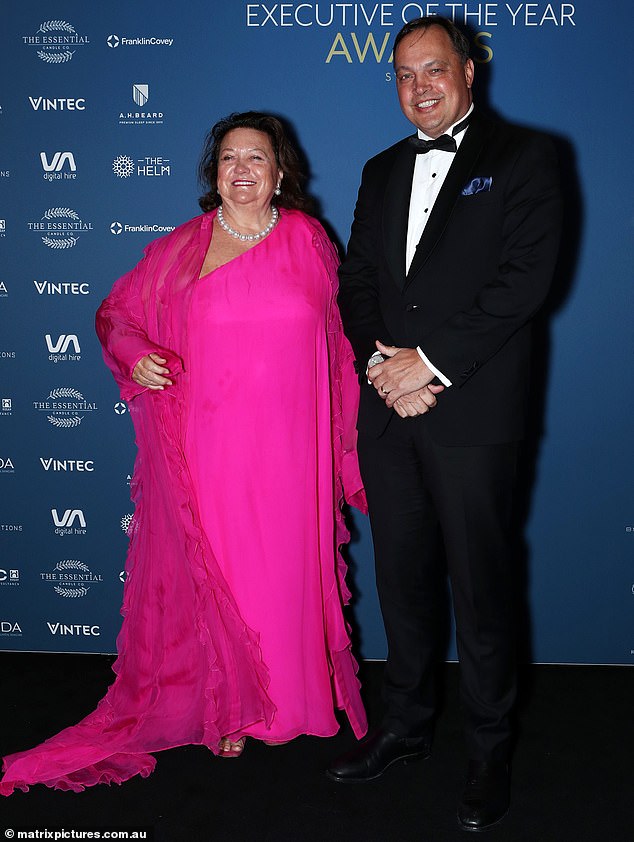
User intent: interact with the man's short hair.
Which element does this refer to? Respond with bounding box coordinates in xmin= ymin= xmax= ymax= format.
xmin=393 ymin=16 xmax=471 ymax=65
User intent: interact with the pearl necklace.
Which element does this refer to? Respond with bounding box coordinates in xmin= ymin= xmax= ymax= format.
xmin=216 ymin=204 xmax=279 ymax=242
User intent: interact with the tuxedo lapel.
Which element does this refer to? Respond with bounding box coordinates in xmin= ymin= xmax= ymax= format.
xmin=382 ymin=141 xmax=416 ymax=289
xmin=405 ymin=113 xmax=490 ymax=288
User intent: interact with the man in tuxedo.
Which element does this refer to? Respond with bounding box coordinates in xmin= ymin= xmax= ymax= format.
xmin=327 ymin=16 xmax=562 ymax=831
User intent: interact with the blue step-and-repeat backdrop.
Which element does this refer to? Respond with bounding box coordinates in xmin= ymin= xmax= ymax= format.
xmin=1 ymin=1 xmax=632 ymax=663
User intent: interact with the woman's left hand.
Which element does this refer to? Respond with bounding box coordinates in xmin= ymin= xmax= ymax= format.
xmin=132 ymin=353 xmax=173 ymax=390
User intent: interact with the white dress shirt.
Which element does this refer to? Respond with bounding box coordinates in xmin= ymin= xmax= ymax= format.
xmin=407 ymin=104 xmax=474 ymax=387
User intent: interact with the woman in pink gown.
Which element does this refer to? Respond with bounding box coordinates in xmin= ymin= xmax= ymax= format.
xmin=0 ymin=112 xmax=367 ymax=794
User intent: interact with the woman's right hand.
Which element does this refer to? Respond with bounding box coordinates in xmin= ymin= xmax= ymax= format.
xmin=132 ymin=353 xmax=173 ymax=390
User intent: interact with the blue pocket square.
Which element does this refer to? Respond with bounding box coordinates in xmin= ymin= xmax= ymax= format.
xmin=461 ymin=176 xmax=493 ymax=196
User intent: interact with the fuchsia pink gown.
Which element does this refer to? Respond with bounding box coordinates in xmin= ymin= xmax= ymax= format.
xmin=1 ymin=209 xmax=367 ymax=794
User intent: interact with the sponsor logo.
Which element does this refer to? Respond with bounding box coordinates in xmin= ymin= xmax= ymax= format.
xmin=0 ymin=351 xmax=16 ymax=359
xmin=0 ymin=219 xmax=5 ymax=238
xmin=112 ymin=154 xmax=171 ymax=178
xmin=107 ymin=34 xmax=174 ymax=48
xmin=0 ymin=169 xmax=9 ymax=178
xmin=114 ymin=401 xmax=127 ymax=415
xmin=0 ymin=456 xmax=15 ymax=473
xmin=110 ymin=220 xmax=175 ymax=235
xmin=41 ymin=559 xmax=103 ymax=598
xmin=41 ymin=151 xmax=77 ymax=182
xmin=29 ymin=96 xmax=86 ymax=111
xmin=40 ymin=458 xmax=94 ymax=472
xmin=133 ymin=84 xmax=149 ymax=106
xmin=45 ymin=333 xmax=81 ymax=363
xmin=0 ymin=620 xmax=22 ymax=637
xmin=51 ymin=509 xmax=87 ymax=536
xmin=50 ymin=509 xmax=84 ymax=528
xmin=28 ymin=207 xmax=92 ymax=249
xmin=119 ymin=570 xmax=127 ymax=583
xmin=0 ymin=281 xmax=8 ymax=297
xmin=33 ymin=387 xmax=98 ymax=428
xmin=0 ymin=569 xmax=20 ymax=587
xmin=0 ymin=524 xmax=22 ymax=532
xmin=34 ymin=280 xmax=90 ymax=295
xmin=118 ymin=84 xmax=164 ymax=126
xmin=23 ymin=20 xmax=89 ymax=63
xmin=121 ymin=513 xmax=134 ymax=535
xmin=1 ymin=397 xmax=12 ymax=415
xmin=47 ymin=622 xmax=100 ymax=636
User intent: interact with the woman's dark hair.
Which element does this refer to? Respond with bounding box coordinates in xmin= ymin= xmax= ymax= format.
xmin=198 ymin=111 xmax=312 ymax=213
xmin=393 ymin=16 xmax=470 ymax=65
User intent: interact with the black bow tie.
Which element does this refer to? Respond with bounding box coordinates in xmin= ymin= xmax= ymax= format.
xmin=409 ymin=114 xmax=471 ymax=155
xmin=409 ymin=134 xmax=457 ymax=154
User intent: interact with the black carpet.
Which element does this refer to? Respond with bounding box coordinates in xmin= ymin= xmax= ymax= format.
xmin=0 ymin=654 xmax=630 ymax=841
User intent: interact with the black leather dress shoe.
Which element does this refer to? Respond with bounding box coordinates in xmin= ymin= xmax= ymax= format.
xmin=326 ymin=728 xmax=431 ymax=783
xmin=457 ymin=760 xmax=510 ymax=832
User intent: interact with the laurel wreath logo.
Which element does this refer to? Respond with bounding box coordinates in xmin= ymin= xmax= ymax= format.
xmin=35 ymin=22 xmax=77 ymax=63
xmin=54 ymin=585 xmax=89 ymax=597
xmin=38 ymin=20 xmax=76 ymax=34
xmin=52 ymin=559 xmax=91 ymax=598
xmin=48 ymin=388 xmax=84 ymax=401
xmin=42 ymin=236 xmax=78 ymax=249
xmin=37 ymin=49 xmax=75 ymax=63
xmin=47 ymin=415 xmax=83 ymax=427
xmin=42 ymin=208 xmax=79 ymax=221
xmin=55 ymin=560 xmax=90 ymax=572
xmin=40 ymin=209 xmax=82 ymax=249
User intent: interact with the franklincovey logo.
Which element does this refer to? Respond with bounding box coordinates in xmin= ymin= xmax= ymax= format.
xmin=107 ymin=34 xmax=173 ymax=48
xmin=33 ymin=387 xmax=97 ymax=427
xmin=110 ymin=221 xmax=175 ymax=235
xmin=23 ymin=20 xmax=89 ymax=63
xmin=28 ymin=207 xmax=92 ymax=249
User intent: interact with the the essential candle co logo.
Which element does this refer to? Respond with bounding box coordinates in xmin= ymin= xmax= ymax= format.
xmin=23 ymin=20 xmax=90 ymax=64
xmin=27 ymin=207 xmax=92 ymax=249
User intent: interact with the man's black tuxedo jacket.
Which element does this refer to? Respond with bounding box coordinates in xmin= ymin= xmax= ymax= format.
xmin=338 ymin=110 xmax=563 ymax=446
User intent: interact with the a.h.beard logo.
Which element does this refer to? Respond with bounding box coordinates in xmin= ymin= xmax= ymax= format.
xmin=24 ymin=20 xmax=89 ymax=63
xmin=33 ymin=387 xmax=97 ymax=427
xmin=28 ymin=208 xmax=93 ymax=249
xmin=40 ymin=559 xmax=102 ymax=598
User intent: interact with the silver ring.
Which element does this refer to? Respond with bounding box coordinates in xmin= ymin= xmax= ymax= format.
xmin=381 ymin=386 xmax=389 ymax=395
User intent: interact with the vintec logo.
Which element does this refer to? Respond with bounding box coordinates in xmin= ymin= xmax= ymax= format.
xmin=34 ymin=280 xmax=90 ymax=296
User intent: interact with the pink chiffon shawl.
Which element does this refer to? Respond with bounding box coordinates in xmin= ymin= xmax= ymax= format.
xmin=0 ymin=209 xmax=367 ymax=795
